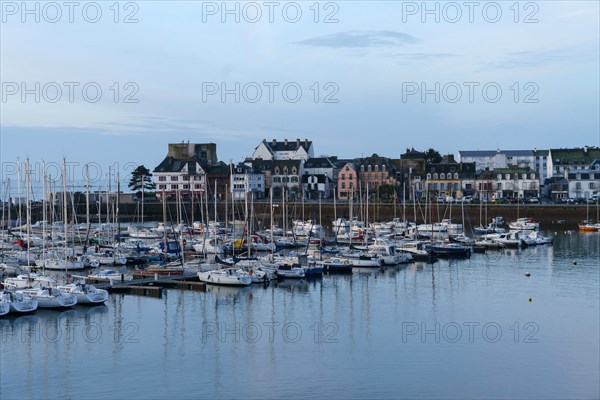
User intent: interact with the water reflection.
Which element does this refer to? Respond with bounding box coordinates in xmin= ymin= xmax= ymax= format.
xmin=1 ymin=232 xmax=598 ymax=400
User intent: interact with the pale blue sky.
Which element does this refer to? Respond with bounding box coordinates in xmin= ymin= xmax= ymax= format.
xmin=1 ymin=1 xmax=599 ymax=190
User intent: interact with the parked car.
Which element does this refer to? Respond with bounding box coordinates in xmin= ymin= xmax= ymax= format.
xmin=588 ymin=195 xmax=599 ymax=204
xmin=528 ymin=197 xmax=540 ymax=204
xmin=436 ymin=196 xmax=445 ymax=203
xmin=460 ymin=196 xmax=474 ymax=203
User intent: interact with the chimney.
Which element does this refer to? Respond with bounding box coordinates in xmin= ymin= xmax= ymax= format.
xmin=296 ymin=138 xmax=300 ymax=147
xmin=272 ymin=139 xmax=276 ymax=147
xmin=584 ymin=146 xmax=588 ymax=153
xmin=305 ymin=138 xmax=308 ymax=147
xmin=284 ymin=139 xmax=288 ymax=146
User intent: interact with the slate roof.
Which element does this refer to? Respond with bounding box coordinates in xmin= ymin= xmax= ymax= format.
xmin=261 ymin=139 xmax=312 ymax=153
xmin=304 ymin=157 xmax=336 ymax=169
xmin=154 ymin=157 xmax=202 ymax=174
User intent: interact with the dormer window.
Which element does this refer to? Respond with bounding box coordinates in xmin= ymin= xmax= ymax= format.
xmin=292 ymin=167 xmax=297 ymax=174
xmin=522 ymin=174 xmax=526 ymax=180
xmin=427 ymin=173 xmax=431 ymax=180
xmin=275 ymin=167 xmax=280 ymax=175
xmin=440 ymin=173 xmax=445 ymax=179
xmin=368 ymin=165 xmax=372 ymax=172
xmin=382 ymin=165 xmax=386 ymax=172
xmin=454 ymin=173 xmax=459 ymax=179
xmin=433 ymin=173 xmax=438 ymax=179
xmin=361 ymin=165 xmax=365 ymax=172
xmin=374 ymin=165 xmax=379 ymax=172
xmin=497 ymin=174 xmax=502 ymax=180
xmin=505 ymin=174 xmax=510 ymax=180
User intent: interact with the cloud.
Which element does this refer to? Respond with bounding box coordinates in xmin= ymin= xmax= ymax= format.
xmin=296 ymin=31 xmax=419 ymax=48
xmin=482 ymin=46 xmax=598 ymax=70
xmin=385 ymin=52 xmax=457 ymax=60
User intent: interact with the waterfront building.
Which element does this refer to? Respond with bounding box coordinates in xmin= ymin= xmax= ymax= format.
xmin=421 ymin=156 xmax=476 ymax=200
xmin=230 ymin=163 xmax=265 ymax=201
xmin=547 ymin=146 xmax=600 ymax=178
xmin=356 ymin=154 xmax=396 ymax=197
xmin=336 ymin=162 xmax=359 ymax=201
xmin=153 ymin=142 xmax=218 ymax=198
xmin=302 ymin=157 xmax=338 ymax=199
xmin=566 ymin=159 xmax=599 ymax=200
xmin=252 ymin=138 xmax=314 ymax=161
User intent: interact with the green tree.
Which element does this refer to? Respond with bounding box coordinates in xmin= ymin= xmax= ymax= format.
xmin=129 ymin=165 xmax=156 ymax=193
xmin=425 ymin=148 xmax=442 ymax=164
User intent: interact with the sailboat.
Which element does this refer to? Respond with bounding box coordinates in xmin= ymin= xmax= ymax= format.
xmin=579 ymin=198 xmax=598 ymax=232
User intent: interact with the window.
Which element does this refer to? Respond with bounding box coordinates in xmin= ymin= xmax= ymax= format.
xmin=454 ymin=173 xmax=459 ymax=179
xmin=171 ymin=176 xmax=178 ymax=181
xmin=345 ymin=166 xmax=349 ymax=171
xmin=159 ymin=184 xmax=166 ymax=189
xmin=433 ymin=173 xmax=438 ymax=179
xmin=159 ymin=176 xmax=166 ymax=182
xmin=342 ymin=174 xmax=346 ymax=180
xmin=194 ymin=176 xmax=201 ymax=181
xmin=590 ymin=183 xmax=596 ymax=189
xmin=522 ymin=174 xmax=526 ymax=180
xmin=171 ymin=184 xmax=178 ymax=190
xmin=183 ymin=184 xmax=190 ymax=189
xmin=273 ymin=177 xmax=281 ymax=183
xmin=382 ymin=165 xmax=386 ymax=172
xmin=275 ymin=167 xmax=280 ymax=174
xmin=368 ymin=165 xmax=372 ymax=172
xmin=361 ymin=165 xmax=365 ymax=172
xmin=427 ymin=173 xmax=431 ymax=180
xmin=497 ymin=174 xmax=502 ymax=180
xmin=497 ymin=183 xmax=502 ymax=190
xmin=374 ymin=165 xmax=379 ymax=172
xmin=349 ymin=174 xmax=353 ymax=180
xmin=183 ymin=176 xmax=189 ymax=181
xmin=291 ymin=177 xmax=298 ymax=183
xmin=505 ymin=174 xmax=510 ymax=180
xmin=440 ymin=173 xmax=445 ymax=179
xmin=194 ymin=184 xmax=201 ymax=189
xmin=341 ymin=182 xmax=346 ymax=189
xmin=282 ymin=176 xmax=289 ymax=183
xmin=530 ymin=173 xmax=535 ymax=179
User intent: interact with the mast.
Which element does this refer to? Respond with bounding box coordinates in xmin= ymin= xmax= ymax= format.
xmin=42 ymin=162 xmax=47 ymax=272
xmin=25 ymin=159 xmax=31 ymax=269
xmin=141 ymin=174 xmax=145 ymax=226
xmin=116 ymin=171 xmax=121 ymax=244
xmin=17 ymin=159 xmax=22 ymax=238
xmin=269 ymin=186 xmax=274 ymax=257
xmin=161 ymin=190 xmax=168 ymax=257
xmin=63 ymin=158 xmax=68 ymax=270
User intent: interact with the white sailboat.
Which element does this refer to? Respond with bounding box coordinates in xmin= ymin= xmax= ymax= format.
xmin=57 ymin=283 xmax=109 ymax=304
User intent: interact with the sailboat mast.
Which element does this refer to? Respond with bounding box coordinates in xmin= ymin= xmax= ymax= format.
xmin=25 ymin=159 xmax=31 ymax=269
xmin=42 ymin=162 xmax=47 ymax=271
xmin=63 ymin=159 xmax=68 ymax=269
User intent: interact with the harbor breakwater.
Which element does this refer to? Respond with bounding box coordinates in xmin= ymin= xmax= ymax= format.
xmin=7 ymin=202 xmax=594 ymax=229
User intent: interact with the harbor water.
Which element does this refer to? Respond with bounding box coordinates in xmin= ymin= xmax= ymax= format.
xmin=1 ymin=230 xmax=599 ymax=399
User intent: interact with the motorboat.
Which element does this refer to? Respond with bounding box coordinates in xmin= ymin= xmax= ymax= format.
xmin=508 ymin=218 xmax=539 ymax=231
xmin=5 ymin=291 xmax=38 ymax=314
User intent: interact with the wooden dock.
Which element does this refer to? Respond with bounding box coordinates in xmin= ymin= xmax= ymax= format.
xmin=91 ymin=273 xmax=205 ymax=297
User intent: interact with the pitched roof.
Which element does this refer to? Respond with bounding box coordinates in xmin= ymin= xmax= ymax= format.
xmin=154 ymin=157 xmax=203 ymax=174
xmin=304 ymin=157 xmax=336 ymax=169
xmin=262 ymin=139 xmax=312 ymax=153
xmin=550 ymin=147 xmax=600 ymax=164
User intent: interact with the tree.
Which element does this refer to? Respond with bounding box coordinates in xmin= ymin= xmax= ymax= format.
xmin=425 ymin=148 xmax=442 ymax=164
xmin=129 ymin=165 xmax=156 ymax=193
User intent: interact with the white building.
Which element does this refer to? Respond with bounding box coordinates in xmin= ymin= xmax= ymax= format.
xmin=153 ymin=143 xmax=218 ymax=197
xmin=567 ymin=161 xmax=599 ymax=199
xmin=547 ymin=146 xmax=600 ymax=178
xmin=302 ymin=157 xmax=338 ymax=199
xmin=252 ymin=138 xmax=314 ymax=161
xmin=458 ymin=150 xmax=535 ymax=172
xmin=230 ymin=163 xmax=265 ymax=201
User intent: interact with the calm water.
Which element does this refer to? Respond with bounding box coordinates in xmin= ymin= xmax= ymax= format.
xmin=1 ymin=231 xmax=599 ymax=400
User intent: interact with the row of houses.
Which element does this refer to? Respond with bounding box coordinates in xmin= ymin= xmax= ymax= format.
xmin=152 ymin=140 xmax=599 ymax=201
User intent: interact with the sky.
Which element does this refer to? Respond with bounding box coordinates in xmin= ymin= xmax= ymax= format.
xmin=1 ymin=0 xmax=599 ymax=193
